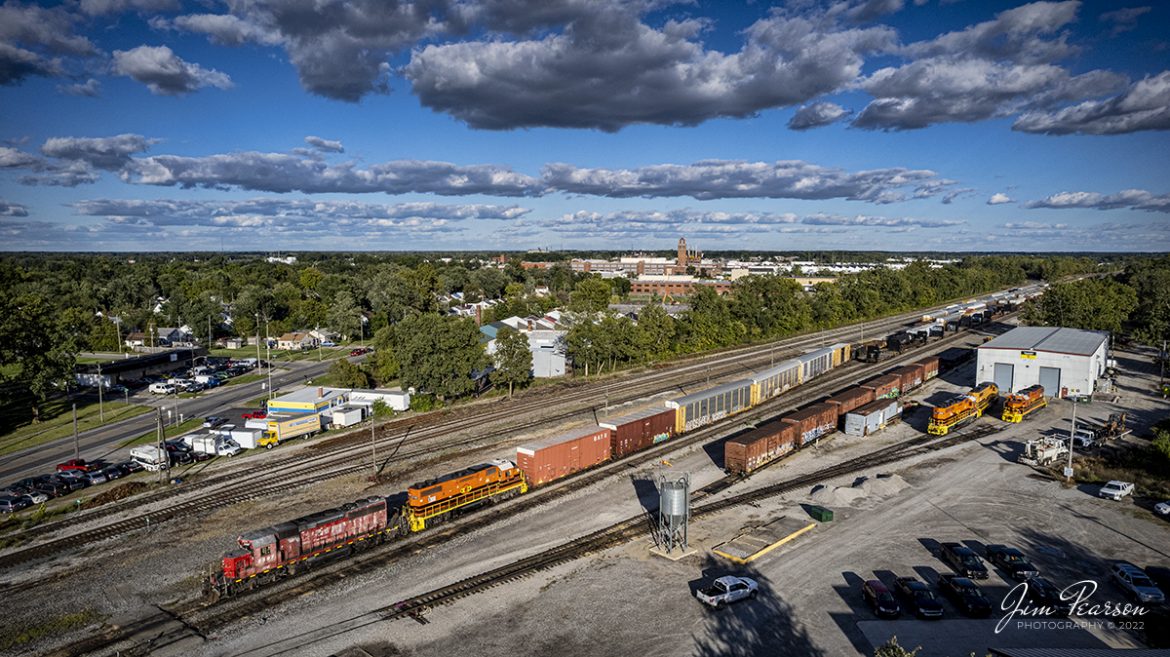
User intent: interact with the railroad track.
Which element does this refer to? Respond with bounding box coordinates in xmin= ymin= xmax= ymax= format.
xmin=0 ymin=305 xmax=1000 ymax=570
xmin=169 ymin=425 xmax=999 ymax=657
xmin=44 ymin=325 xmax=1002 ymax=657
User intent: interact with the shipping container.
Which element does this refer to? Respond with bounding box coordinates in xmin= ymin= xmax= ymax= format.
xmin=889 ymin=364 xmax=925 ymax=393
xmin=861 ymin=374 xmax=901 ymax=399
xmin=843 ymin=398 xmax=902 ymax=436
xmin=915 ymin=356 xmax=940 ymax=381
xmin=824 ymin=387 xmax=876 ymax=417
xmin=516 ymin=425 xmax=612 ymax=486
xmin=599 ymin=407 xmax=676 ymax=458
xmin=782 ymin=403 xmax=839 ymax=445
xmin=666 ymin=378 xmax=753 ymax=433
xmin=749 ymin=359 xmax=803 ymax=405
xmin=723 ymin=419 xmax=799 ymax=475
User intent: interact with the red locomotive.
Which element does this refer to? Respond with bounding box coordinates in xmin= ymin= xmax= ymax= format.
xmin=206 ymin=496 xmax=397 ymax=599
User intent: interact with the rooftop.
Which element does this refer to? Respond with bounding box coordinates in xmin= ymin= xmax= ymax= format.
xmin=978 ymin=326 xmax=1108 ymax=357
xmin=269 ymin=386 xmax=350 ymax=405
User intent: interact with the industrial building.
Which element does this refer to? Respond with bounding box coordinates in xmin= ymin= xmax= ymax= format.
xmin=975 ymin=326 xmax=1109 ymax=398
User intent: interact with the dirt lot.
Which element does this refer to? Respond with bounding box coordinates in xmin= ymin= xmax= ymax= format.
xmin=11 ymin=337 xmax=1170 ymax=657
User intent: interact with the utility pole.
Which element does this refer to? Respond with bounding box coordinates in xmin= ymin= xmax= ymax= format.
xmin=370 ymin=415 xmax=378 ymax=480
xmin=156 ymin=408 xmax=165 ymax=484
xmin=265 ymin=316 xmax=273 ymax=400
xmin=72 ymin=403 xmax=79 ymax=461
xmin=1065 ymin=398 xmax=1077 ymax=483
xmin=97 ymin=362 xmax=104 ymax=423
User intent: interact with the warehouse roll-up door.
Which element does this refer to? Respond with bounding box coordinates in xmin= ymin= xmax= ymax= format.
xmin=1039 ymin=366 xmax=1061 ymax=398
xmin=993 ymin=362 xmax=1015 ymax=393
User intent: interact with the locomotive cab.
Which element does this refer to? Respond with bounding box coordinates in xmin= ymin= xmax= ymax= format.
xmin=221 ymin=548 xmax=252 ymax=579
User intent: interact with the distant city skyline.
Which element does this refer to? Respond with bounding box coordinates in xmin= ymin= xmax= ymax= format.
xmin=1 ymin=0 xmax=1168 ymax=252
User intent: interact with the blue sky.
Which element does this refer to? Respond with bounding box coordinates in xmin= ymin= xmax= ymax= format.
xmin=1 ymin=0 xmax=1168 ymax=252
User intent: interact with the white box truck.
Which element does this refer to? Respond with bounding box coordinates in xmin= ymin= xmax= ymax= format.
xmin=191 ymin=435 xmax=242 ymax=457
xmin=225 ymin=428 xmax=265 ymax=450
xmin=130 ymin=445 xmax=170 ymax=471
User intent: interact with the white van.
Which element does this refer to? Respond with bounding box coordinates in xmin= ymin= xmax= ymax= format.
xmin=149 ymin=382 xmax=176 ymax=395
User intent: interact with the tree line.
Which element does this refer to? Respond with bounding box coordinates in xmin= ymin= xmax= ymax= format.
xmin=0 ymin=252 xmax=1105 ymax=422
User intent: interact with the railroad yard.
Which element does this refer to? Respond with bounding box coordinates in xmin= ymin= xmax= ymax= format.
xmin=4 ymin=300 xmax=1169 ymax=657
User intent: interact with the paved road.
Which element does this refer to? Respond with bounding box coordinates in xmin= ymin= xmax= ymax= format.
xmin=0 ymin=358 xmax=342 ymax=484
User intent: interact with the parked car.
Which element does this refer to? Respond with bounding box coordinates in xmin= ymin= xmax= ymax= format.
xmin=940 ymin=542 xmax=989 ymax=579
xmin=52 ymin=473 xmax=88 ymax=491
xmin=103 ymin=464 xmax=128 ymax=480
xmin=107 ymin=384 xmax=129 ymax=395
xmin=321 ymin=341 xmax=336 ymax=347
xmin=0 ymin=495 xmax=31 ymax=513
xmin=862 ymin=579 xmax=901 ymax=618
xmin=695 ymin=576 xmax=758 ymax=609
xmin=149 ymin=383 xmax=177 ymax=395
xmin=1154 ymin=500 xmax=1170 ymax=516
xmin=21 ymin=490 xmax=49 ymax=504
xmin=120 ymin=460 xmax=144 ymax=474
xmin=1099 ymin=481 xmax=1135 ymax=501
xmin=893 ymin=576 xmax=944 ymax=619
xmin=1110 ymin=562 xmax=1166 ymax=605
xmin=83 ymin=470 xmax=109 ymax=486
xmin=35 ymin=480 xmax=72 ymax=498
xmin=202 ymin=416 xmax=226 ymax=428
xmin=56 ymin=459 xmax=97 ymax=473
xmin=242 ymin=411 xmax=267 ymax=420
xmin=939 ymin=575 xmax=993 ymax=617
xmin=1021 ymin=577 xmax=1072 ymax=616
xmin=986 ymin=545 xmax=1040 ymax=581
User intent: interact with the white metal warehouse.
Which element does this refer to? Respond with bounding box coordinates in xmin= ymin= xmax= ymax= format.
xmin=975 ymin=326 xmax=1109 ymax=398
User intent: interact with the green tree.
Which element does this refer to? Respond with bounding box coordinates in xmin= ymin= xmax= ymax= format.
xmin=329 ymin=358 xmax=371 ymax=389
xmin=1025 ymin=278 xmax=1137 ymax=335
xmin=636 ymin=303 xmax=675 ymax=360
xmin=327 ymin=291 xmax=362 ymax=340
xmin=678 ymin=287 xmax=743 ymax=352
xmin=569 ymin=277 xmax=612 ymax=313
xmin=0 ymin=294 xmax=79 ymax=422
xmin=368 ymin=326 xmax=401 ymax=385
xmin=491 ymin=328 xmax=533 ymax=396
xmin=370 ymin=398 xmax=394 ymax=419
xmin=566 ymin=319 xmax=603 ymax=377
xmin=392 ymin=314 xmax=488 ymax=399
xmin=299 ymin=267 xmax=324 ymax=292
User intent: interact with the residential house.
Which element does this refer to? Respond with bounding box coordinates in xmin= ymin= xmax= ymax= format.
xmin=276 ymin=331 xmax=319 ymax=351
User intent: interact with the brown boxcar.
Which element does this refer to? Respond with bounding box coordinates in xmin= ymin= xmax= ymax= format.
xmin=516 ymin=425 xmax=612 ymax=487
xmin=914 ymin=356 xmax=940 ymax=381
xmin=782 ymin=403 xmax=839 ymax=445
xmin=724 ymin=419 xmax=799 ymax=475
xmin=825 ymin=387 xmax=876 ymax=417
xmin=861 ymin=374 xmax=901 ymax=399
xmin=890 ymin=364 xmax=925 ymax=392
xmin=598 ymin=407 xmax=676 ymax=459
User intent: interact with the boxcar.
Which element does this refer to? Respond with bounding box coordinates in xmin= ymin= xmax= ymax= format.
xmin=724 ymin=419 xmax=799 ymax=475
xmin=798 ymin=348 xmax=834 ymax=381
xmin=516 ymin=426 xmax=612 ymax=486
xmin=783 ymin=403 xmax=839 ymax=445
xmin=889 ymin=364 xmax=925 ymax=393
xmin=666 ymin=378 xmax=753 ymax=434
xmin=750 ymin=359 xmax=803 ymax=405
xmin=599 ymin=407 xmax=675 ymax=459
xmin=825 ymin=387 xmax=876 ymax=417
xmin=915 ymin=356 xmax=940 ymax=381
xmin=861 ymin=374 xmax=901 ymax=399
xmin=844 ymin=398 xmax=902 ymax=437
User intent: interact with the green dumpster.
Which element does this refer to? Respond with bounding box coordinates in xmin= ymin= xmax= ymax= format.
xmin=808 ymin=505 xmax=834 ymax=522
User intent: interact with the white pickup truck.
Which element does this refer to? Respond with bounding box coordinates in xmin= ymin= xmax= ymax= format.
xmin=1098 ymin=480 xmax=1135 ymax=501
xmin=695 ymin=576 xmax=758 ymax=609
